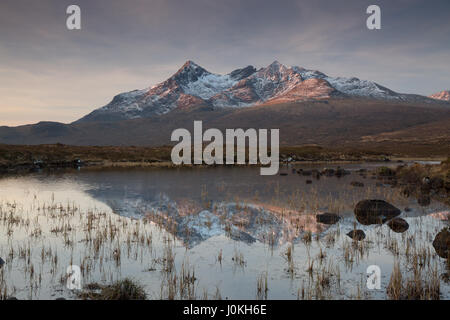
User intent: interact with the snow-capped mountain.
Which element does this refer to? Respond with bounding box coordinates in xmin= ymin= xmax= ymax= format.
xmin=429 ymin=90 xmax=450 ymax=101
xmin=76 ymin=60 xmax=437 ymax=123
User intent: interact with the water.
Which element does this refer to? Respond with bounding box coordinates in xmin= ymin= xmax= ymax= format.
xmin=0 ymin=163 xmax=448 ymax=299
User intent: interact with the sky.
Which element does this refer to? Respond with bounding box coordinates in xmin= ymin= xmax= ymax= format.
xmin=0 ymin=0 xmax=449 ymax=126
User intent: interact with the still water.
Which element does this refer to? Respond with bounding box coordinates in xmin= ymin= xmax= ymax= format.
xmin=0 ymin=163 xmax=448 ymax=299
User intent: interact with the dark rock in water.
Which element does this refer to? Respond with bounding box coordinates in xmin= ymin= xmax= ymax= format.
xmin=279 ymin=172 xmax=288 ymax=176
xmin=404 ymin=207 xmax=411 ymax=212
xmin=335 ymin=168 xmax=350 ymax=177
xmin=417 ymin=194 xmax=431 ymax=206
xmin=6 ymin=297 xmax=18 ymax=300
xmin=350 ymin=181 xmax=364 ymax=187
xmin=302 ymin=170 xmax=312 ymax=176
xmin=432 ymin=228 xmax=450 ymax=259
xmin=292 ymin=168 xmax=297 ymax=174
xmin=311 ymin=170 xmax=321 ymax=179
xmin=0 ymin=257 xmax=4 ymax=268
xmin=387 ymin=218 xmax=409 ymax=233
xmin=316 ymin=213 xmax=341 ymax=225
xmin=55 ymin=297 xmax=66 ymax=300
xmin=347 ymin=230 xmax=366 ymax=241
xmin=354 ymin=199 xmax=401 ymax=225
xmin=422 ymin=176 xmax=431 ymax=185
xmin=306 ymin=180 xmax=312 ymax=184
xmin=322 ymin=168 xmax=335 ymax=176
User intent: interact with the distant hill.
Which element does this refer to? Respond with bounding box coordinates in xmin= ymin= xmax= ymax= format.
xmin=1 ymin=99 xmax=449 ymax=156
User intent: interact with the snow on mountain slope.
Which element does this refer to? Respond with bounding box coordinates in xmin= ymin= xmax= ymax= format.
xmin=429 ymin=90 xmax=450 ymax=101
xmin=76 ymin=60 xmax=439 ymax=123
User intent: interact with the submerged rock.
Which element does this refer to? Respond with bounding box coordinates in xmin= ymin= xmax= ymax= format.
xmin=354 ymin=199 xmax=401 ymax=225
xmin=387 ymin=218 xmax=409 ymax=233
xmin=316 ymin=213 xmax=341 ymax=225
xmin=346 ymin=230 xmax=366 ymax=241
xmin=432 ymin=228 xmax=450 ymax=259
xmin=0 ymin=257 xmax=4 ymax=268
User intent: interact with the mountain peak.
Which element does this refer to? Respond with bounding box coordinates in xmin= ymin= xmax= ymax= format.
xmin=174 ymin=60 xmax=209 ymax=76
xmin=267 ymin=60 xmax=287 ymax=70
xmin=429 ymin=90 xmax=450 ymax=101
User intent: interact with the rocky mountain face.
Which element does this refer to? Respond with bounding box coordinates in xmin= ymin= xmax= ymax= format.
xmin=76 ymin=60 xmax=438 ymax=123
xmin=430 ymin=90 xmax=450 ymax=101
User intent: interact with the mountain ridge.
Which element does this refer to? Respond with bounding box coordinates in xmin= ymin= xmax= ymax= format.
xmin=76 ymin=60 xmax=441 ymax=123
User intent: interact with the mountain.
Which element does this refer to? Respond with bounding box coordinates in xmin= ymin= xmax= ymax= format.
xmin=430 ymin=90 xmax=450 ymax=101
xmin=76 ymin=60 xmax=438 ymax=123
xmin=1 ymin=60 xmax=449 ymax=152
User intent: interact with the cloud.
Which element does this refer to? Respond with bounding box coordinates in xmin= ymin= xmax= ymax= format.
xmin=0 ymin=0 xmax=449 ymax=125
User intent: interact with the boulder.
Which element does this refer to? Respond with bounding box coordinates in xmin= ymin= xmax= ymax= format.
xmin=0 ymin=257 xmax=4 ymax=268
xmin=335 ymin=168 xmax=350 ymax=177
xmin=346 ymin=230 xmax=366 ymax=241
xmin=387 ymin=218 xmax=409 ymax=233
xmin=350 ymin=181 xmax=364 ymax=187
xmin=316 ymin=213 xmax=341 ymax=225
xmin=322 ymin=168 xmax=335 ymax=176
xmin=354 ymin=199 xmax=401 ymax=225
xmin=432 ymin=228 xmax=450 ymax=259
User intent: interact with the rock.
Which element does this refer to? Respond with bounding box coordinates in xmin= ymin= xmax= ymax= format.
xmin=350 ymin=181 xmax=364 ymax=187
xmin=0 ymin=257 xmax=4 ymax=268
xmin=55 ymin=297 xmax=66 ymax=300
xmin=322 ymin=168 xmax=335 ymax=176
xmin=316 ymin=213 xmax=341 ymax=225
xmin=302 ymin=170 xmax=312 ymax=176
xmin=335 ymin=168 xmax=350 ymax=177
xmin=354 ymin=199 xmax=401 ymax=225
xmin=422 ymin=176 xmax=431 ymax=185
xmin=306 ymin=180 xmax=312 ymax=184
xmin=387 ymin=218 xmax=409 ymax=233
xmin=432 ymin=228 xmax=450 ymax=259
xmin=311 ymin=170 xmax=321 ymax=179
xmin=279 ymin=172 xmax=288 ymax=176
xmin=347 ymin=230 xmax=366 ymax=241
xmin=6 ymin=297 xmax=18 ymax=300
